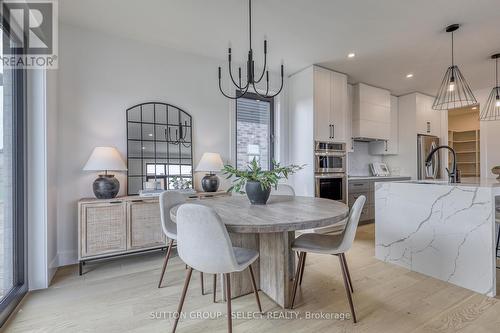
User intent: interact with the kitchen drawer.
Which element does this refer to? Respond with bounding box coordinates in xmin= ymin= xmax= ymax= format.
xmin=348 ymin=180 xmax=370 ymax=193
xmin=349 ymin=191 xmax=372 ymax=206
xmin=359 ymin=203 xmax=374 ymax=222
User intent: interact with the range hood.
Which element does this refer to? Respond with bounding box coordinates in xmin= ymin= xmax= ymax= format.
xmin=352 ymin=137 xmax=387 ymax=142
xmin=352 ymin=83 xmax=391 ymax=141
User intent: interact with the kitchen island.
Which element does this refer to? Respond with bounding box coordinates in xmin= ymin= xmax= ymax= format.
xmin=375 ymin=179 xmax=500 ymax=297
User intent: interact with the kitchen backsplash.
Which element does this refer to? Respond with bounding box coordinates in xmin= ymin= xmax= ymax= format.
xmin=348 ymin=141 xmax=383 ymax=176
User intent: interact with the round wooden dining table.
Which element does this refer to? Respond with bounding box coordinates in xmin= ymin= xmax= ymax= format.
xmin=170 ymin=194 xmax=349 ymax=309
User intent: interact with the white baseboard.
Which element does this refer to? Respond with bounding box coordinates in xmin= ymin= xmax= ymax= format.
xmin=56 ymin=250 xmax=78 ymax=267
xmin=48 ymin=255 xmax=58 ymax=283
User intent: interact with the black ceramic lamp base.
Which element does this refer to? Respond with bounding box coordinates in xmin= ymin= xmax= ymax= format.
xmin=201 ymin=174 xmax=219 ymax=192
xmin=93 ymin=174 xmax=120 ymax=199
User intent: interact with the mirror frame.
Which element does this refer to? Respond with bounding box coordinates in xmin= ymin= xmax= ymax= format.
xmin=126 ymin=102 xmax=193 ymax=195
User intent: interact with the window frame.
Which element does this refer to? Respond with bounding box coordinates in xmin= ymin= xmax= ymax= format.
xmin=235 ymin=91 xmax=275 ymax=170
xmin=0 ymin=32 xmax=28 ymax=327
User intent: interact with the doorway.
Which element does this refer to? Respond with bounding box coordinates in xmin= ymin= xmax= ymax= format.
xmin=447 ymin=106 xmax=480 ymax=179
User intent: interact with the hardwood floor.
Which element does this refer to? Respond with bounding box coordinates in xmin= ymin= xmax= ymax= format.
xmin=4 ymin=224 xmax=500 ymax=332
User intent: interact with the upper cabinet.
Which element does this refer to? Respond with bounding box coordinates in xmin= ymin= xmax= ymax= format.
xmin=369 ymin=95 xmax=399 ymax=155
xmin=313 ymin=66 xmax=348 ymax=142
xmin=352 ymin=83 xmax=391 ymax=141
xmin=415 ymin=93 xmax=441 ymax=136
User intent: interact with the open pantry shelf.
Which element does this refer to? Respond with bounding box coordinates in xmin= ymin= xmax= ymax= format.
xmin=448 ymin=130 xmax=480 ymax=178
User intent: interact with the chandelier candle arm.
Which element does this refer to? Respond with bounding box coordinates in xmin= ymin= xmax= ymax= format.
xmin=217 ymin=0 xmax=284 ymax=100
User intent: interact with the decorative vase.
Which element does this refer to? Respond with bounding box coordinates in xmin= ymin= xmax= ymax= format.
xmin=245 ymin=181 xmax=271 ymax=205
xmin=93 ymin=174 xmax=120 ymax=199
xmin=492 ymin=166 xmax=500 ymax=180
xmin=201 ymin=173 xmax=220 ymax=192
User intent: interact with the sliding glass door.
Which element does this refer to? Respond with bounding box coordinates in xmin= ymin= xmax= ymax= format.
xmin=0 ymin=23 xmax=27 ymax=325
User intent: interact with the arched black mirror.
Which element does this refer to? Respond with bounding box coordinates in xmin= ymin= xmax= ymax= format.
xmin=126 ymin=102 xmax=193 ymax=195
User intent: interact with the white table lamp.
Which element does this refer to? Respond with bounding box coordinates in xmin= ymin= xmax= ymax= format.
xmin=83 ymin=146 xmax=127 ymax=199
xmin=195 ymin=152 xmax=224 ymax=192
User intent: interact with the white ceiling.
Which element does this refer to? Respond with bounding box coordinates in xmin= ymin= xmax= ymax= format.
xmin=60 ymin=0 xmax=500 ymax=96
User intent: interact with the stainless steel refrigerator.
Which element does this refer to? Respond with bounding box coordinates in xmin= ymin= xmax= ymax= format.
xmin=417 ymin=134 xmax=441 ymax=180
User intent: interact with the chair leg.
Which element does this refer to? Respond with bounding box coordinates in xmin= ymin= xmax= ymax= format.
xmin=200 ymin=272 xmax=205 ymax=295
xmin=172 ymin=267 xmax=193 ymax=333
xmin=213 ymin=274 xmax=217 ymax=303
xmin=248 ymin=265 xmax=262 ymax=313
xmin=291 ymin=252 xmax=305 ymax=309
xmin=225 ymin=273 xmax=233 ymax=333
xmin=158 ymin=239 xmax=174 ymax=288
xmin=338 ymin=255 xmax=357 ymax=323
xmin=341 ymin=253 xmax=354 ymax=293
xmin=299 ymin=252 xmax=307 ymax=286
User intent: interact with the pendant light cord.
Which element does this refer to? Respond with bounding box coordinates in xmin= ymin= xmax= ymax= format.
xmin=249 ymin=0 xmax=252 ymax=51
xmin=496 ymin=57 xmax=498 ymax=88
xmin=451 ymin=31 xmax=454 ymax=67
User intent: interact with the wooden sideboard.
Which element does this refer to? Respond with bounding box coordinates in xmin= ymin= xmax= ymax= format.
xmin=77 ymin=191 xmax=227 ymax=275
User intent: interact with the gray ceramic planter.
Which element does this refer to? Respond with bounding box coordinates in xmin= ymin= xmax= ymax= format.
xmin=245 ymin=181 xmax=271 ymax=205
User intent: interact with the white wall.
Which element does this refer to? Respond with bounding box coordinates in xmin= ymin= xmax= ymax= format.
xmin=27 ymin=68 xmax=58 ymax=289
xmin=56 ymin=24 xmax=287 ymax=265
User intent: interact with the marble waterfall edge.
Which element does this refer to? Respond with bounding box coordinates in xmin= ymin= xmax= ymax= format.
xmin=375 ymin=181 xmax=497 ymax=297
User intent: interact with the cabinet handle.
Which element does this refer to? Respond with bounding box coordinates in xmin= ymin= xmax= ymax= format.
xmin=328 ymin=124 xmax=332 ymax=139
xmin=109 ymin=201 xmax=123 ymax=204
xmin=332 ymin=124 xmax=335 ymax=139
xmin=131 ymin=199 xmax=144 ymax=203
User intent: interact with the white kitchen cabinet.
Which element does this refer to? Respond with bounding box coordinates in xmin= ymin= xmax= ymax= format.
xmin=313 ymin=66 xmax=333 ymax=141
xmin=416 ymin=93 xmax=441 ymax=136
xmin=313 ymin=66 xmax=348 ymax=142
xmin=383 ymin=92 xmax=447 ymax=179
xmin=346 ymin=84 xmax=354 ymax=152
xmin=352 ymin=83 xmax=391 ymax=141
xmin=331 ymin=71 xmax=348 ymax=142
xmin=369 ymin=95 xmax=399 ymax=155
xmin=289 ymin=66 xmax=349 ymax=197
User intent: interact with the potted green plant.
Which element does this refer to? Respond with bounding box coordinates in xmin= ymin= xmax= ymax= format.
xmin=222 ymin=158 xmax=303 ymax=205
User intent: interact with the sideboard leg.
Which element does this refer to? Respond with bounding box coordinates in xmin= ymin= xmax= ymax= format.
xmin=79 ymin=261 xmax=83 ymax=276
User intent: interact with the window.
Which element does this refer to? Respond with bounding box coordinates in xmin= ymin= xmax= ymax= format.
xmin=0 ymin=24 xmax=28 ymax=325
xmin=145 ymin=162 xmax=192 ymax=190
xmin=235 ymin=92 xmax=274 ymax=170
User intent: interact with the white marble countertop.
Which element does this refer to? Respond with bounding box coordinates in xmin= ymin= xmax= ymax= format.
xmin=398 ymin=178 xmax=500 ymax=189
xmin=348 ymin=175 xmax=411 ymax=180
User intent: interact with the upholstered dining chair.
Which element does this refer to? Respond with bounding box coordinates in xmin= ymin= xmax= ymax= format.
xmin=290 ymin=195 xmax=366 ymax=323
xmin=273 ymin=184 xmax=347 ymax=286
xmin=172 ymin=203 xmax=262 ymax=333
xmin=158 ymin=191 xmax=209 ymax=295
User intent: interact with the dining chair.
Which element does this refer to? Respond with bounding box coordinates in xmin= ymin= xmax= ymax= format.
xmin=290 ymin=195 xmax=366 ymax=323
xmin=172 ymin=203 xmax=262 ymax=333
xmin=276 ymin=183 xmax=346 ymax=286
xmin=157 ymin=191 xmax=210 ymax=296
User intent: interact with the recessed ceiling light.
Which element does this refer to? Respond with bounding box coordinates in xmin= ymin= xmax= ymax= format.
xmin=406 ymin=73 xmax=414 ymax=78
xmin=472 ymin=106 xmax=477 ymax=110
xmin=347 ymin=53 xmax=355 ymax=58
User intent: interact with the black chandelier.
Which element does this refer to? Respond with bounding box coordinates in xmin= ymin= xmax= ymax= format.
xmin=480 ymin=54 xmax=500 ymax=121
xmin=218 ymin=0 xmax=284 ymax=100
xmin=432 ymin=24 xmax=477 ymax=110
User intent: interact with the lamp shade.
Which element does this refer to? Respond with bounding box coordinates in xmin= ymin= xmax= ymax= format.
xmin=83 ymin=147 xmax=127 ymax=172
xmin=195 ymin=153 xmax=224 ymax=172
